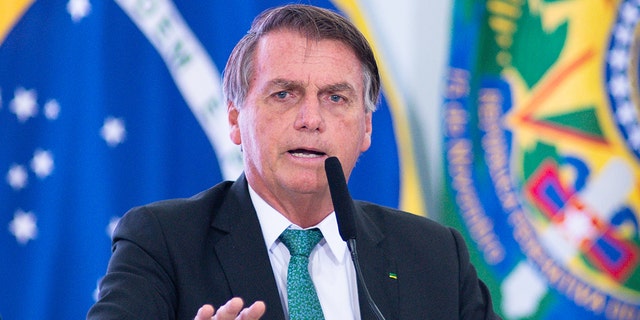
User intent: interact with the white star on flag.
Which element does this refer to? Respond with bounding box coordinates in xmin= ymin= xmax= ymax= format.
xmin=9 ymin=209 xmax=38 ymax=245
xmin=31 ymin=149 xmax=54 ymax=179
xmin=67 ymin=0 xmax=92 ymax=22
xmin=101 ymin=117 xmax=126 ymax=147
xmin=44 ymin=99 xmax=61 ymax=120
xmin=6 ymin=164 xmax=28 ymax=190
xmin=10 ymin=87 xmax=38 ymax=122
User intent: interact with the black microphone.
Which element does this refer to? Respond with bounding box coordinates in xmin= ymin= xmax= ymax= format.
xmin=324 ymin=157 xmax=386 ymax=320
xmin=325 ymin=156 xmax=357 ymax=242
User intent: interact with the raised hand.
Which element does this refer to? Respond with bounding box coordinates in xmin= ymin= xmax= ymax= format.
xmin=194 ymin=298 xmax=266 ymax=320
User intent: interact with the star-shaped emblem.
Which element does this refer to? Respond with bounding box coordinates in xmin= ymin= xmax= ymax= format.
xmin=10 ymin=87 xmax=38 ymax=122
xmin=44 ymin=99 xmax=60 ymax=120
xmin=67 ymin=0 xmax=92 ymax=22
xmin=608 ymin=48 xmax=628 ymax=72
xmin=100 ymin=117 xmax=126 ymax=147
xmin=31 ymin=149 xmax=54 ymax=179
xmin=6 ymin=164 xmax=28 ymax=190
xmin=9 ymin=209 xmax=38 ymax=245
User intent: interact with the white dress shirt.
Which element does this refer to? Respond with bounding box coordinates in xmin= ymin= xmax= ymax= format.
xmin=249 ymin=185 xmax=361 ymax=320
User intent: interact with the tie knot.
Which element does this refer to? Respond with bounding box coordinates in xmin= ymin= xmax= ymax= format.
xmin=279 ymin=228 xmax=323 ymax=257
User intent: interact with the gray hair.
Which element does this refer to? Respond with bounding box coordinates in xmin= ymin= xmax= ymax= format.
xmin=222 ymin=4 xmax=380 ymax=112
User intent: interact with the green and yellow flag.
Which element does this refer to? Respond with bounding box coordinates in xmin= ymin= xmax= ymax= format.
xmin=444 ymin=0 xmax=640 ymax=318
xmin=0 ymin=1 xmax=416 ymax=318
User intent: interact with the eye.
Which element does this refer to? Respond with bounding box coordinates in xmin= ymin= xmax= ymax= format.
xmin=329 ymin=94 xmax=344 ymax=103
xmin=275 ymin=91 xmax=289 ymax=99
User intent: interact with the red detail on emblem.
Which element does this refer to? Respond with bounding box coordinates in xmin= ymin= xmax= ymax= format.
xmin=525 ymin=160 xmax=638 ymax=282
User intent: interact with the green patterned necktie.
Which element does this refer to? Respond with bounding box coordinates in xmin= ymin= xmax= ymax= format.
xmin=279 ymin=228 xmax=326 ymax=320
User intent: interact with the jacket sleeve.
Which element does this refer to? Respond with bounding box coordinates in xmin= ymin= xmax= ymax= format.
xmin=87 ymin=206 xmax=178 ymax=320
xmin=450 ymin=227 xmax=502 ymax=320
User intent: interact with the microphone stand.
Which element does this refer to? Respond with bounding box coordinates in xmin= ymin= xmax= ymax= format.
xmin=347 ymin=239 xmax=386 ymax=320
xmin=325 ymin=156 xmax=386 ymax=320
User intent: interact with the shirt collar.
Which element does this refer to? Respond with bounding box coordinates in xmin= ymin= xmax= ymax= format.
xmin=249 ymin=184 xmax=348 ymax=262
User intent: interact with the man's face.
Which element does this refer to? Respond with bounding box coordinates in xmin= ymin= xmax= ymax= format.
xmin=228 ymin=29 xmax=372 ymax=199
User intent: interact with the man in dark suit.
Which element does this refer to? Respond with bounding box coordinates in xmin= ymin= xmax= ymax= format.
xmin=88 ymin=4 xmax=499 ymax=320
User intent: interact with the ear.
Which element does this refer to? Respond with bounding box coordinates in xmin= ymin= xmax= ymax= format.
xmin=360 ymin=111 xmax=372 ymax=152
xmin=228 ymin=102 xmax=242 ymax=145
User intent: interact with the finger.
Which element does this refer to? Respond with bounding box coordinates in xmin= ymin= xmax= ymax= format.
xmin=237 ymin=301 xmax=266 ymax=320
xmin=194 ymin=304 xmax=215 ymax=320
xmin=213 ymin=297 xmax=245 ymax=320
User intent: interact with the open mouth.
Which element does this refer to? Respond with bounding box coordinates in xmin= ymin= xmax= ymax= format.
xmin=288 ymin=149 xmax=326 ymax=158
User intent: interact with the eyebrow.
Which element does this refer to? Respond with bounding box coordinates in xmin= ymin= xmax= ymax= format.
xmin=271 ymin=78 xmax=354 ymax=90
xmin=320 ymin=82 xmax=355 ymax=95
xmin=269 ymin=78 xmax=305 ymax=90
xmin=267 ymin=79 xmax=357 ymax=97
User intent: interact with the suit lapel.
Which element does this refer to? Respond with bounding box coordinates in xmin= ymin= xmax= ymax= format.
xmin=205 ymin=178 xmax=399 ymax=320
xmin=354 ymin=203 xmax=399 ymax=320
xmin=210 ymin=176 xmax=286 ymax=320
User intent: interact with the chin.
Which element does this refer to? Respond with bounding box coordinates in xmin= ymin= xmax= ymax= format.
xmin=282 ymin=176 xmax=324 ymax=194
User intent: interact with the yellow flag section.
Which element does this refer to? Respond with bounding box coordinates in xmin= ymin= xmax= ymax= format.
xmin=0 ymin=0 xmax=34 ymax=46
xmin=331 ymin=0 xmax=427 ymax=216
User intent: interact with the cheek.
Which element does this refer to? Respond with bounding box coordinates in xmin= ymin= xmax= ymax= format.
xmin=238 ymin=111 xmax=272 ymax=149
xmin=343 ymin=116 xmax=370 ymax=151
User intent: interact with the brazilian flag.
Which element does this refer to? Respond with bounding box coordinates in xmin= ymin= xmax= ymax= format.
xmin=0 ymin=1 xmax=424 ymax=318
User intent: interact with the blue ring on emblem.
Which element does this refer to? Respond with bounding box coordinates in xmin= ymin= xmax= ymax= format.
xmin=606 ymin=0 xmax=640 ymax=159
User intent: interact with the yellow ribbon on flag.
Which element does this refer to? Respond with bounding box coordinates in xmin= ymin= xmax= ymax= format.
xmin=0 ymin=0 xmax=34 ymax=46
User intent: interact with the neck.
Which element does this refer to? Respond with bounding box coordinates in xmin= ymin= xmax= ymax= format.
xmin=254 ymin=186 xmax=334 ymax=228
xmin=278 ymin=198 xmax=333 ymax=228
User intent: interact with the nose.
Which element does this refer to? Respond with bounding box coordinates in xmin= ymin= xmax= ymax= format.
xmin=293 ymin=97 xmax=325 ymax=132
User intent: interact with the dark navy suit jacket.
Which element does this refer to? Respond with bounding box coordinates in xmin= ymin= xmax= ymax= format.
xmin=87 ymin=175 xmax=499 ymax=319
